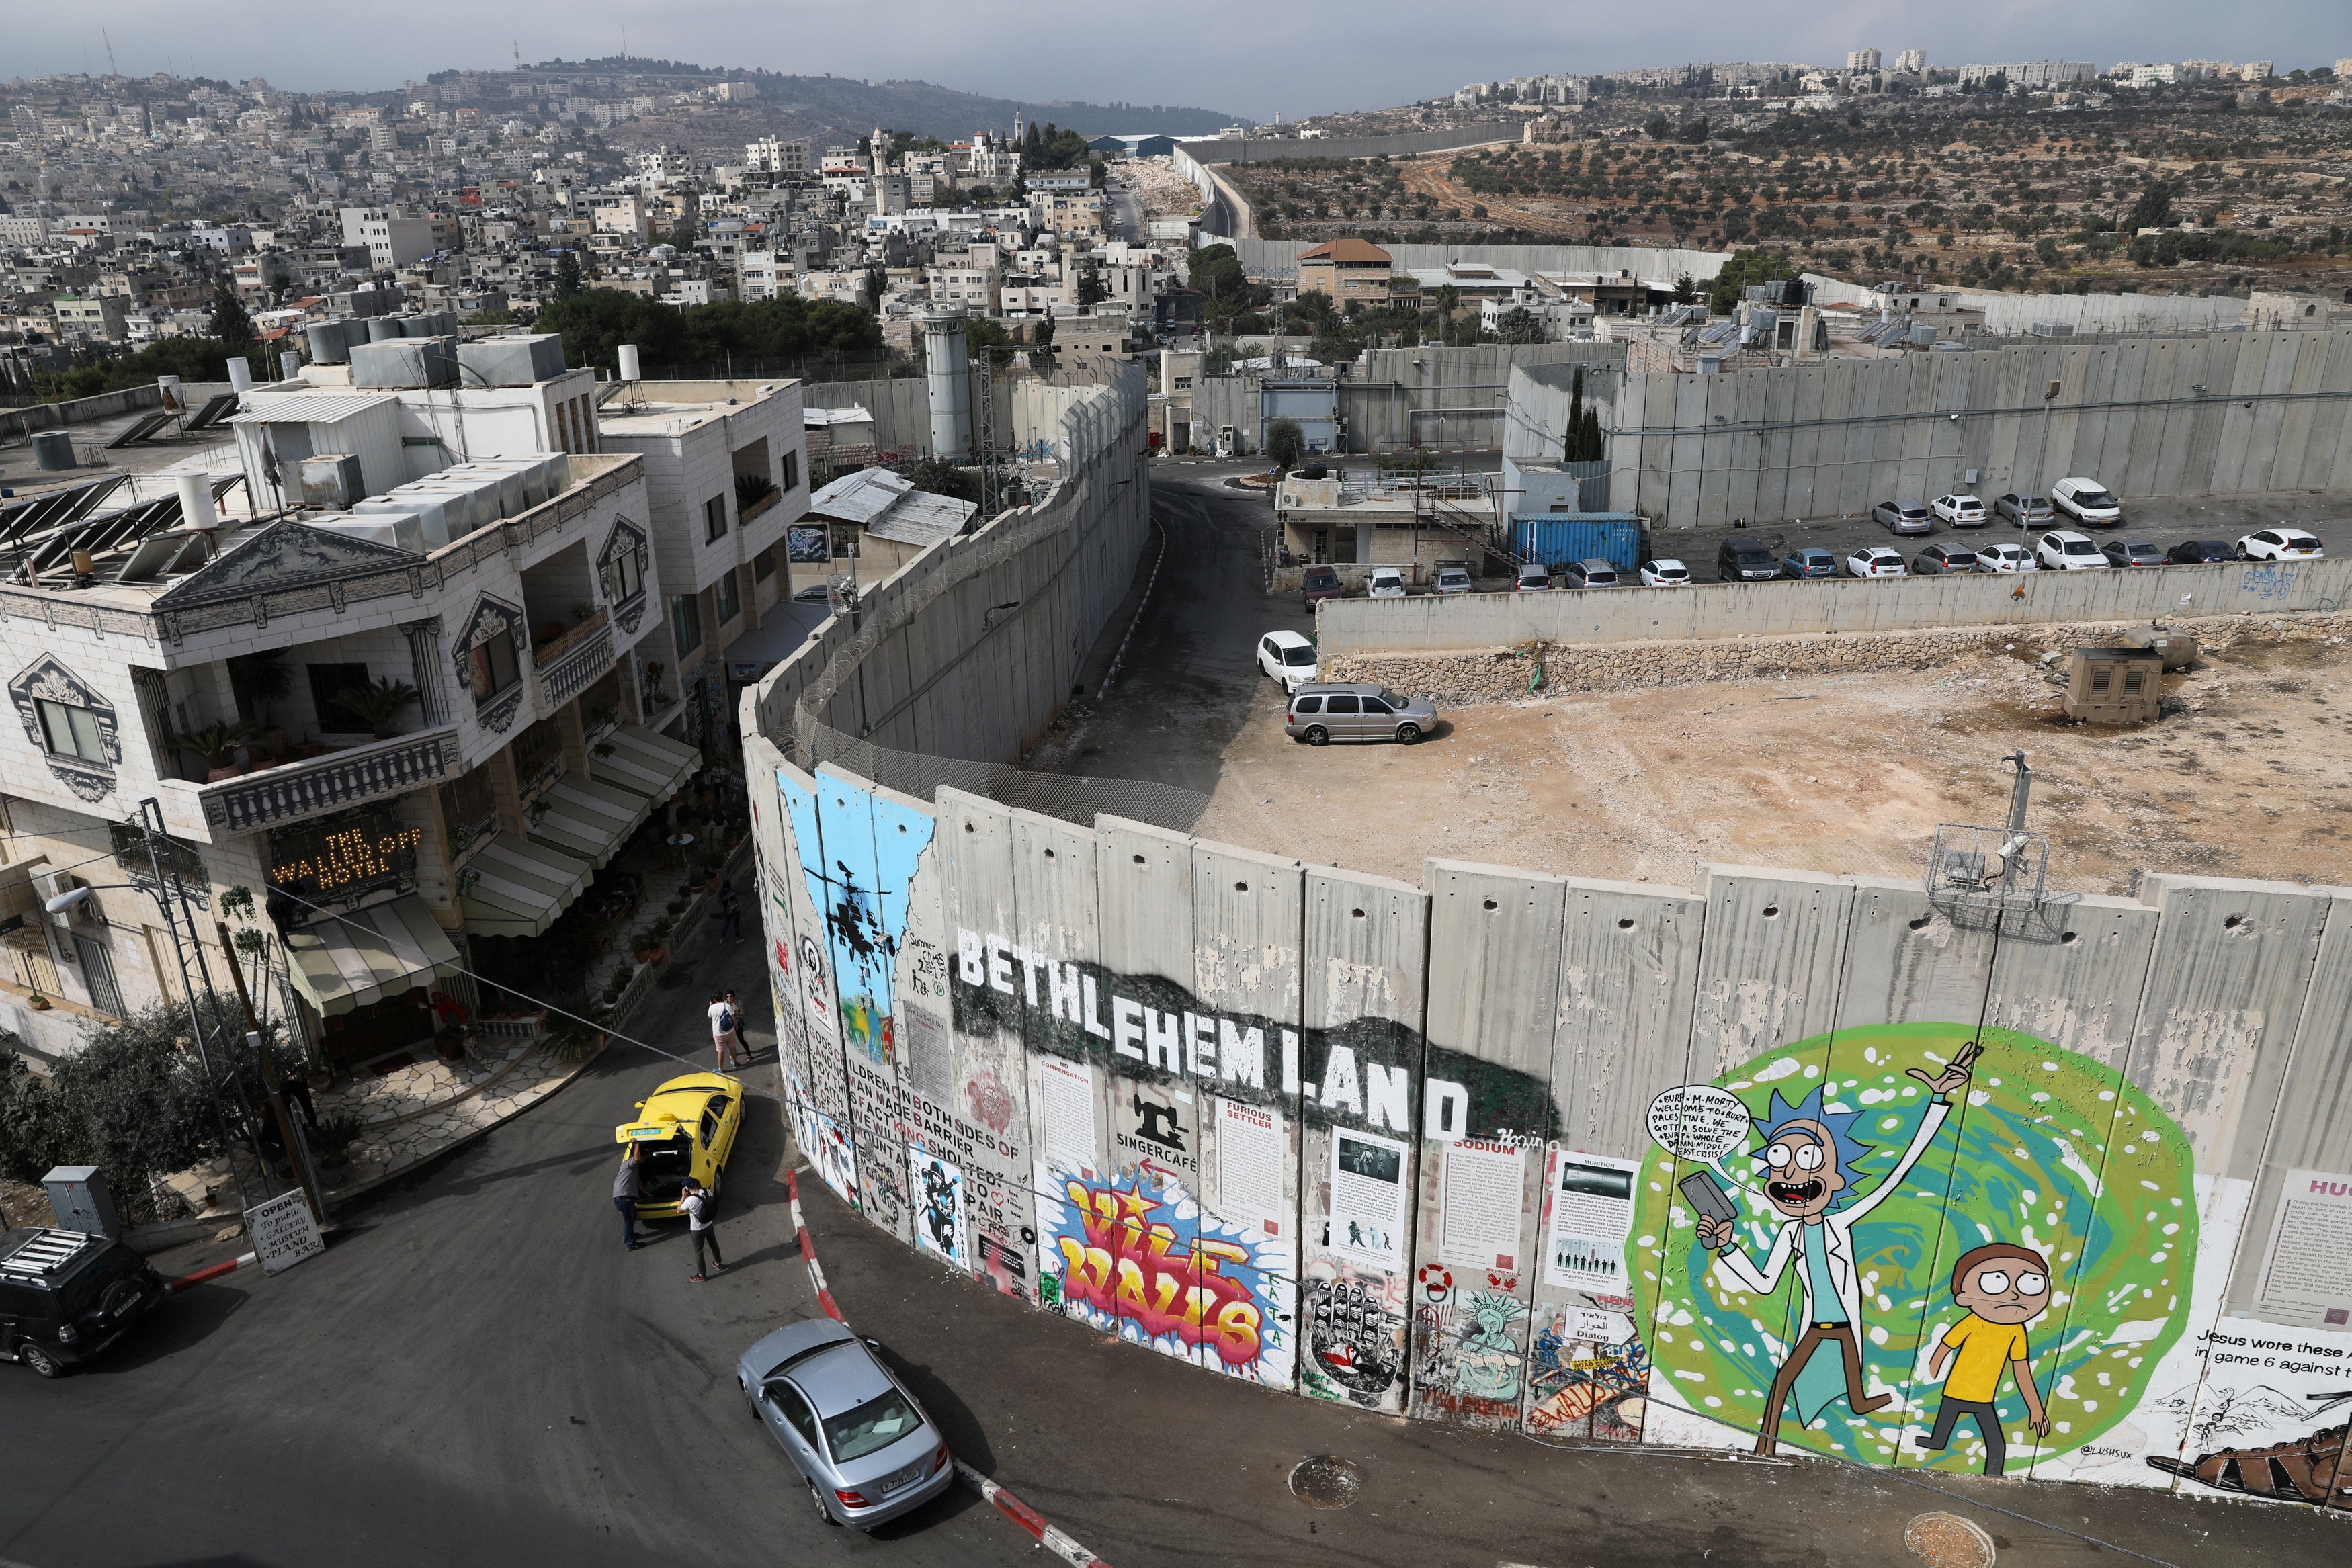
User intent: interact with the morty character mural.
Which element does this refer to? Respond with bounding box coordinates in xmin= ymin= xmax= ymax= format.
xmin=1915 ymin=1242 xmax=2053 ymax=1475
xmin=1693 ymin=1042 xmax=1979 ymax=1456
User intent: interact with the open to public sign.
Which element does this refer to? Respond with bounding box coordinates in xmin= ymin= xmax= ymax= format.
xmin=247 ymin=1189 xmax=326 ymax=1276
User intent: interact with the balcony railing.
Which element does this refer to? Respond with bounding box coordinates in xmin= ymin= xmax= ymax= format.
xmin=533 ymin=607 xmax=615 ymax=711
xmin=195 ymin=726 xmax=462 ymax=834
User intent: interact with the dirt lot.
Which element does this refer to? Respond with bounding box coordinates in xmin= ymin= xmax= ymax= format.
xmin=1191 ymin=635 xmax=2352 ymax=896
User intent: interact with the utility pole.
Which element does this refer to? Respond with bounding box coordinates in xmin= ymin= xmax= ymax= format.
xmin=217 ymin=920 xmax=324 ymax=1225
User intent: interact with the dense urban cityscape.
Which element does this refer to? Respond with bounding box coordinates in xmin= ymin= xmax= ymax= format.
xmin=1 ymin=20 xmax=2351 ymax=1568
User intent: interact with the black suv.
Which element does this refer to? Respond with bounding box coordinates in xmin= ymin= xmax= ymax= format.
xmin=1 ymin=1227 xmax=165 ymax=1377
xmin=1717 ymin=538 xmax=1779 ymax=582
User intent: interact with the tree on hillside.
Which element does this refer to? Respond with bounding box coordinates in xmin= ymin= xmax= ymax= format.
xmin=1490 ymin=306 xmax=1548 ymax=343
xmin=553 ymin=250 xmax=582 ymax=302
xmin=208 ymin=281 xmax=253 ymax=345
xmin=536 ymin=290 xmax=884 ymax=375
xmin=907 ymin=457 xmax=980 ymax=507
xmin=2126 ymin=180 xmax=2176 ymax=232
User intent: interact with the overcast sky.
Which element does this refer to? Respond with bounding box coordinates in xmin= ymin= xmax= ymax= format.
xmin=12 ymin=1 xmax=2345 ymax=120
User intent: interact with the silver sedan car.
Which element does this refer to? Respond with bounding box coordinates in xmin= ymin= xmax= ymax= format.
xmin=737 ymin=1319 xmax=956 ymax=1529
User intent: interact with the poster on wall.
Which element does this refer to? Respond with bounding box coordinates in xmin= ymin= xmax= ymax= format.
xmin=907 ymin=1145 xmax=970 ymax=1270
xmin=1439 ymin=1138 xmax=1527 ymax=1272
xmin=1543 ymin=1151 xmax=1638 ymax=1293
xmin=1217 ymin=1098 xmax=1288 ymax=1237
xmin=1036 ymin=1055 xmax=1099 ymax=1179
xmin=1330 ymin=1127 xmax=1408 ymax=1269
xmin=2253 ymin=1170 xmax=2352 ymax=1330
xmin=786 ymin=525 xmax=830 ymax=562
xmin=796 ymin=1099 xmax=861 ymax=1209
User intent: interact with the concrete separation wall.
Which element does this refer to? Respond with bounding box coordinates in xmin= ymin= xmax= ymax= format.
xmin=1327 ymin=608 xmax=2352 ymax=704
xmin=1231 ymin=236 xmax=1733 ymax=283
xmin=742 ymin=375 xmax=2352 ymax=1504
xmin=1803 ymin=274 xmax=2254 ymax=335
xmin=1179 ymin=123 xmax=1523 ymax=168
xmin=1607 ymin=326 xmax=2352 ymax=530
xmin=1317 ymin=554 xmax=2352 ymax=656
xmin=1195 ymin=342 xmax=1626 ymax=455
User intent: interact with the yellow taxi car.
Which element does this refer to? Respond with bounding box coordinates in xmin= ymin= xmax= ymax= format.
xmin=615 ymin=1073 xmax=745 ymax=1219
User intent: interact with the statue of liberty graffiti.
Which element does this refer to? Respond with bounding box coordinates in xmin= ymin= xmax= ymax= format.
xmin=1692 ymin=1043 xmax=1978 ymax=1456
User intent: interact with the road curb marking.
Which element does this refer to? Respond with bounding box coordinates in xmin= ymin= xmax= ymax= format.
xmin=167 ymin=1251 xmax=258 ymax=1292
xmin=783 ymin=1168 xmax=1114 ymax=1566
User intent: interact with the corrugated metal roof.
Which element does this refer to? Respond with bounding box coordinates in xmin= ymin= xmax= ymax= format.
xmin=866 ymin=488 xmax=976 ymax=546
xmin=804 ymin=405 xmax=874 ymax=427
xmin=806 ymin=466 xmax=911 ymax=526
xmin=807 ymin=466 xmax=976 ymax=543
xmin=226 ymin=392 xmax=400 ymax=424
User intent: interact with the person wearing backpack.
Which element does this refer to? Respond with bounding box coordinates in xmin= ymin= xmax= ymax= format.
xmin=708 ymin=990 xmax=740 ymax=1071
xmin=682 ymin=1177 xmax=724 ymax=1282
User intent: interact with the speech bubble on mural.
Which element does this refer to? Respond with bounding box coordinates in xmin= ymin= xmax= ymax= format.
xmin=1646 ymin=1085 xmax=1752 ymax=1163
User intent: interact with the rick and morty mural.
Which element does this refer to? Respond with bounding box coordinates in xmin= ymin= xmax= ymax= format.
xmin=1633 ymin=1023 xmax=2197 ymax=1479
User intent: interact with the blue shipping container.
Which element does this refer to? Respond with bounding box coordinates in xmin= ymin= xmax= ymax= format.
xmin=1510 ymin=513 xmax=1645 ymax=572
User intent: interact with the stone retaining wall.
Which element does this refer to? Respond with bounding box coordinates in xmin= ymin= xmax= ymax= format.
xmin=1326 ymin=610 xmax=2352 ymax=705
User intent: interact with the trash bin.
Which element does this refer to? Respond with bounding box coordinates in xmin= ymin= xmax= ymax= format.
xmin=32 ymin=431 xmax=77 ymax=471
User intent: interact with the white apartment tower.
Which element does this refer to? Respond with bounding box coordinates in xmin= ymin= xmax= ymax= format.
xmin=1847 ymin=48 xmax=1882 ymax=73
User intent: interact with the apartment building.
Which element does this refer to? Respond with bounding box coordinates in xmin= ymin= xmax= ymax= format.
xmin=339 ymin=207 xmax=437 ymax=271
xmin=52 ymin=292 xmax=129 ymax=343
xmin=0 ymin=337 xmax=805 ymax=1076
xmin=744 ymin=136 xmax=812 ymax=176
xmin=1296 ymin=238 xmax=1394 ymax=309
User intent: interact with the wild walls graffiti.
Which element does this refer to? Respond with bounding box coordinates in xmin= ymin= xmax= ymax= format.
xmin=1632 ymin=1024 xmax=2196 ymax=1477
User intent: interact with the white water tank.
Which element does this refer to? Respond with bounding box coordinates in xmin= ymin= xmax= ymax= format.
xmin=226 ymin=357 xmax=255 ymax=394
xmin=617 ymin=343 xmax=642 ymax=383
xmin=923 ymin=308 xmax=972 ymax=462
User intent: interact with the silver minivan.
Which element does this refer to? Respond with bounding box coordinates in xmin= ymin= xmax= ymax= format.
xmin=1284 ymin=683 xmax=1439 ymax=746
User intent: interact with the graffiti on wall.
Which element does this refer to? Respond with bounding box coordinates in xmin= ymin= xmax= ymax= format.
xmin=1035 ymin=1164 xmax=1293 ymax=1380
xmin=1300 ymin=1266 xmax=1407 ymax=1407
xmin=1631 ymin=1023 xmax=2196 ymax=1477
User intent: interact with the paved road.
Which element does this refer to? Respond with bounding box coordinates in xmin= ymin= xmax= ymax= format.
xmin=1027 ymin=465 xmax=1293 ymax=793
xmin=0 ymin=941 xmax=1036 ymax=1568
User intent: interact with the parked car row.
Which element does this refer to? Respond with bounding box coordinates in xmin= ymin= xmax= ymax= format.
xmin=1301 ymin=516 xmax=2321 ymax=607
xmin=1870 ymin=480 xmax=2125 ymax=535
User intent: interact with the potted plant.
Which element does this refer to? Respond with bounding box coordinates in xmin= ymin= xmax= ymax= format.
xmin=227 ymin=650 xmax=290 ymax=754
xmin=310 ymin=1113 xmax=365 ymax=1174
xmin=331 ymin=678 xmax=421 ymax=740
xmin=26 ymin=990 xmax=50 ymax=1011
xmin=526 ymin=797 xmax=552 ymax=828
xmin=173 ymin=719 xmax=259 ymax=781
xmin=540 ymin=992 xmax=612 ymax=1065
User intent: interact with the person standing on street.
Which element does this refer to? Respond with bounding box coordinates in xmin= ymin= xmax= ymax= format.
xmin=708 ymin=990 xmax=740 ymax=1071
xmin=683 ymin=1177 xmax=724 ymax=1280
xmin=718 ymin=879 xmax=742 ymax=943
xmin=613 ymin=1144 xmax=643 ymax=1251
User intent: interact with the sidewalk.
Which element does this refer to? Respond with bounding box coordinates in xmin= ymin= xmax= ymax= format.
xmin=135 ymin=832 xmax=755 ymax=1248
xmin=790 ymin=1165 xmax=2351 ymax=1568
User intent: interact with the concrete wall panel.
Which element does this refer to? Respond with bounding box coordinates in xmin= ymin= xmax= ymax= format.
xmin=1687 ymin=865 xmax=1854 ymax=1081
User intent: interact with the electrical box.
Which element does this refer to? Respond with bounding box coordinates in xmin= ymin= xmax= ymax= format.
xmin=43 ymin=1166 xmax=122 ymax=1239
xmin=2063 ymin=646 xmax=2163 ymax=724
xmin=299 ymin=453 xmax=365 ymax=509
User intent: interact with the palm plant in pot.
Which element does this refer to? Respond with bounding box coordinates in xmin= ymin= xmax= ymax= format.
xmin=332 ymin=677 xmax=422 ymax=740
xmin=173 ymin=719 xmax=259 ymax=781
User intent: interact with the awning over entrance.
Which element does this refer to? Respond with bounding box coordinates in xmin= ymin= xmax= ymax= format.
xmin=591 ymin=722 xmax=700 ymax=802
xmin=528 ymin=773 xmax=653 ymax=868
xmin=460 ymin=832 xmax=593 ymax=939
xmin=286 ymin=895 xmax=462 ymax=1018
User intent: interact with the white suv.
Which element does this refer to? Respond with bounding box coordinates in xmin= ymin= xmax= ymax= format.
xmin=2035 ymin=530 xmax=2108 ymax=570
xmin=2050 ymin=477 xmax=2122 ymax=527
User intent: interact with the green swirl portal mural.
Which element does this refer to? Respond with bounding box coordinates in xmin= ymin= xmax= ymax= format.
xmin=1630 ymin=1022 xmax=2195 ymax=1475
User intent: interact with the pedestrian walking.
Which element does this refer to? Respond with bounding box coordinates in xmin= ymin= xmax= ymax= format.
xmin=708 ymin=990 xmax=740 ymax=1071
xmin=718 ymin=879 xmax=742 ymax=943
xmin=613 ymin=1144 xmax=643 ymax=1251
xmin=683 ymin=1178 xmax=724 ymax=1280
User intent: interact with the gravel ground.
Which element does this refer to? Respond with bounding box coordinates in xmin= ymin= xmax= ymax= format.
xmin=1195 ymin=629 xmax=2352 ymax=896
